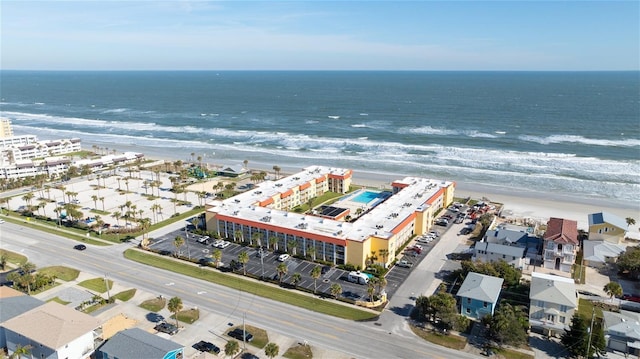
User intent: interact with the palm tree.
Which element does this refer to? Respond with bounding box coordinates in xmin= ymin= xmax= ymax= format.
xmin=174 ymin=236 xmax=185 ymax=257
xmin=139 ymin=218 xmax=152 ymax=248
xmin=287 ymin=239 xmax=297 ymax=255
xmin=252 ymin=232 xmax=262 ymax=247
xmin=291 ymin=272 xmax=302 ymax=288
xmin=91 ymin=195 xmax=98 ymax=209
xmin=377 ymin=276 xmax=388 ymax=297
xmin=234 ymin=229 xmax=243 ymax=243
xmin=0 ymin=254 xmax=7 ymax=270
xmin=330 ymin=283 xmax=342 ymax=299
xmin=367 ymin=280 xmax=376 ymax=302
xmin=311 ymin=266 xmax=322 ymax=293
xmin=238 ymin=251 xmax=249 ymax=275
xmin=276 ymin=262 xmax=288 ymax=285
xmin=191 ymin=217 xmax=199 ymax=231
xmin=626 ymin=217 xmax=636 ymax=227
xmin=272 ymin=165 xmax=281 ymax=180
xmin=212 ymin=249 xmax=222 ymax=268
xmin=224 ymin=340 xmax=240 ymax=359
xmin=167 ymin=296 xmax=183 ymax=328
xmin=113 ymin=211 xmax=122 ymax=226
xmin=10 ymin=344 xmax=32 ymax=359
xmin=99 ymin=196 xmax=105 ymax=211
xmin=243 ymin=159 xmax=249 ymax=170
xmin=378 ymin=249 xmax=389 ymax=267
xmin=19 ymin=262 xmax=36 ymax=294
xmin=604 ymin=281 xmax=623 ymax=301
xmin=264 ymin=342 xmax=280 ymax=359
xmin=269 ymin=236 xmax=279 ymax=251
xmin=22 ymin=192 xmax=34 ymax=209
xmin=307 ymin=246 xmax=316 ymax=261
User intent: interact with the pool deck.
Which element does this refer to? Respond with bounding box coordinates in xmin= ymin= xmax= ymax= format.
xmin=336 ymin=189 xmax=391 ymax=216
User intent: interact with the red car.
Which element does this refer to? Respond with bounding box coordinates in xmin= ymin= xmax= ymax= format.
xmin=622 ymin=294 xmax=640 ymax=303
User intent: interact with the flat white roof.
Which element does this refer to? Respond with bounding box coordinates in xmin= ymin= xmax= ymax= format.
xmin=208 ymin=167 xmax=452 ymax=243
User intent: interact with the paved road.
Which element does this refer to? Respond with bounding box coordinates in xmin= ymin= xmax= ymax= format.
xmin=1 ymin=220 xmax=482 ymax=359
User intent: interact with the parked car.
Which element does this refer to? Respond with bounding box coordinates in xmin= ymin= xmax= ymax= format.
xmin=193 ymin=341 xmax=220 ymax=354
xmin=416 ymin=237 xmax=431 ymax=244
xmin=197 ymin=236 xmax=210 ymax=244
xmin=73 ymin=244 xmax=87 ymax=251
xmin=278 ymin=254 xmax=290 ymax=262
xmin=154 ymin=322 xmax=178 ymax=335
xmin=212 ymin=239 xmax=224 ymax=247
xmin=198 ymin=257 xmax=214 ymax=266
xmin=429 ymin=230 xmax=440 ymax=237
xmin=397 ymin=260 xmax=413 ymax=268
xmin=321 ymin=265 xmax=331 ymax=274
xmin=218 ymin=241 xmax=231 ymax=249
xmin=228 ymin=328 xmax=253 ymax=342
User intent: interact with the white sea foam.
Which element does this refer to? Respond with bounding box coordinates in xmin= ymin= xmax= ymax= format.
xmin=351 ymin=124 xmax=367 ymax=128
xmin=102 ymin=108 xmax=128 ymax=114
xmin=519 ymin=134 xmax=640 ymax=147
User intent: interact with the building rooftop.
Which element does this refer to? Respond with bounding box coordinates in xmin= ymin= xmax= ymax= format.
xmin=543 ymin=217 xmax=579 ymax=245
xmin=588 ymin=212 xmax=628 ymax=231
xmin=0 ymin=295 xmax=44 ymax=323
xmin=208 ymin=167 xmax=452 ymax=243
xmin=530 ymin=272 xmax=577 ymax=308
xmin=457 ymin=272 xmax=504 ymax=303
xmin=583 ymin=240 xmax=626 ymax=264
xmin=2 ymin=301 xmax=101 ymax=349
xmin=98 ymin=328 xmax=183 ymax=359
xmin=475 ymin=242 xmax=525 ymax=258
xmin=484 ymin=228 xmax=529 ymax=245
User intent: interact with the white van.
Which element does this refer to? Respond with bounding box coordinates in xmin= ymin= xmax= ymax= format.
xmin=347 ymin=271 xmax=369 ymax=285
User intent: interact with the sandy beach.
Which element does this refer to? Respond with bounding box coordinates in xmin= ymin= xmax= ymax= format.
xmin=85 ymin=142 xmax=640 ymax=233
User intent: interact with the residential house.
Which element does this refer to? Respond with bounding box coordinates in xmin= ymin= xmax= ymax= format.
xmin=483 ymin=228 xmax=529 ymax=245
xmin=483 ymin=227 xmax=543 ymax=265
xmin=543 ymin=218 xmax=579 ymax=273
xmin=472 ymin=242 xmax=526 ymax=270
xmin=0 ymin=286 xmax=45 ymax=348
xmin=602 ymin=310 xmax=640 ymax=355
xmin=529 ymin=272 xmax=578 ymax=337
xmin=2 ymin=301 xmax=102 ymax=359
xmin=589 ymin=212 xmax=629 ymax=244
xmin=582 ymin=240 xmax=626 ymax=268
xmin=97 ymin=328 xmax=184 ymax=359
xmin=457 ymin=272 xmax=504 ymax=320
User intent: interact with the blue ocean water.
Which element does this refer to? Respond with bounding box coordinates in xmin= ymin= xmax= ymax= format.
xmin=1 ymin=71 xmax=639 ymax=202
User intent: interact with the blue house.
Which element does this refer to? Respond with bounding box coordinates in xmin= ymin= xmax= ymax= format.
xmin=457 ymin=272 xmax=504 ymax=320
xmin=97 ymin=328 xmax=184 ymax=359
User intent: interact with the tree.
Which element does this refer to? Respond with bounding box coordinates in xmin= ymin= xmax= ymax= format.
xmin=330 ymin=283 xmax=342 ymax=299
xmin=243 ymin=159 xmax=249 ymax=170
xmin=276 ymin=262 xmax=288 ymax=284
xmin=10 ymin=344 xmax=33 ymax=359
xmin=604 ymin=281 xmax=623 ymax=300
xmin=224 ymin=340 xmax=240 ymax=359
xmin=617 ymin=246 xmax=640 ymax=279
xmin=19 ymin=262 xmax=36 ymax=294
xmin=288 ymin=239 xmax=297 ymax=255
xmin=252 ymin=232 xmax=262 ymax=247
xmin=167 ymin=296 xmax=183 ymax=328
xmin=310 ymin=266 xmax=322 ymax=293
xmin=269 ymin=236 xmax=278 ymax=251
xmin=562 ymin=314 xmax=590 ymax=358
xmin=627 ymin=217 xmax=637 ymax=227
xmin=272 ymin=165 xmax=281 ymax=180
xmin=488 ymin=303 xmax=528 ymax=346
xmin=378 ymin=249 xmax=389 ymax=266
xmin=265 ymin=342 xmax=280 ymax=359
xmin=174 ymin=236 xmax=185 ymax=257
xmin=0 ymin=253 xmax=7 ymax=270
xmin=238 ymin=251 xmax=249 ymax=275
xmin=233 ymin=229 xmax=243 ymax=243
xmin=212 ymin=249 xmax=222 ymax=268
xmin=291 ymin=272 xmax=302 ymax=288
xmin=367 ymin=279 xmax=377 ymax=302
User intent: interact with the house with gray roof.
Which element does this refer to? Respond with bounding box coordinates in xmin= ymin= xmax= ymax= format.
xmin=473 ymin=242 xmax=526 ymax=270
xmin=457 ymin=272 xmax=504 ymax=319
xmin=529 ymin=272 xmax=578 ymax=337
xmin=97 ymin=328 xmax=184 ymax=359
xmin=0 ymin=287 xmax=45 ymax=348
xmin=483 ymin=228 xmax=529 ymax=245
xmin=589 ymin=212 xmax=629 ymax=244
xmin=583 ymin=240 xmax=626 ymax=268
xmin=603 ymin=310 xmax=640 ymax=355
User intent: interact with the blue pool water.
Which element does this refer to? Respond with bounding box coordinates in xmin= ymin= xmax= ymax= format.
xmin=351 ymin=190 xmax=384 ymax=204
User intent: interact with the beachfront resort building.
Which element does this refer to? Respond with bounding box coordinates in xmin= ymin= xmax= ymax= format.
xmin=205 ymin=165 xmax=455 ymax=268
xmin=588 ymin=212 xmax=629 ymax=244
xmin=529 ymin=272 xmax=578 ymax=337
xmin=542 ymin=218 xmax=579 ymax=273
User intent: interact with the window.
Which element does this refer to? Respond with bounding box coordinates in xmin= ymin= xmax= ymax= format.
xmin=502 ymin=254 xmax=506 ymax=259
xmin=483 ymin=301 xmax=488 ymax=308
xmin=538 ymin=300 xmax=545 ymax=308
xmin=560 ymin=305 xmax=568 ymax=312
xmin=560 ymin=316 xmax=566 ymax=324
xmin=466 ymin=307 xmax=471 ymax=314
xmin=467 ymin=298 xmax=472 ymax=304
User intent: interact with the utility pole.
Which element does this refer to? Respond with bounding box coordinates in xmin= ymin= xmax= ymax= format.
xmin=243 ymin=312 xmax=247 ymax=351
xmin=104 ymin=273 xmax=111 ymax=302
xmin=259 ymin=246 xmax=264 ymax=279
xmin=586 ymin=307 xmax=595 ymax=358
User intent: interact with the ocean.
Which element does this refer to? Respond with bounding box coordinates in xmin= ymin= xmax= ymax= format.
xmin=1 ymin=71 xmax=639 ymax=204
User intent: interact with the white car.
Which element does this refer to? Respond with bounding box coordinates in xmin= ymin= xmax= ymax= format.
xmin=211 ymin=239 xmax=224 ymax=247
xmin=416 ymin=237 xmax=432 ymax=243
xmin=413 ymin=244 xmax=423 ymax=251
xmin=277 ymin=254 xmax=290 ymax=262
xmin=217 ymin=241 xmax=231 ymax=249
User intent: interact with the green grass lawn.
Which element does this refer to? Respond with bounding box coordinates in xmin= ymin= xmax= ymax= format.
xmin=124 ymin=249 xmax=378 ymax=321
xmin=578 ymin=298 xmax=603 ymax=320
xmin=283 ymin=344 xmax=313 ymax=359
xmin=173 ymin=308 xmax=199 ymax=324
xmin=113 ymin=288 xmax=137 ymax=302
xmin=409 ymin=324 xmax=467 ymax=350
xmin=227 ymin=325 xmax=269 ymax=349
xmin=38 ymin=266 xmax=80 ymax=281
xmin=78 ymin=277 xmax=113 ymax=293
xmin=495 ymin=348 xmax=535 ymax=359
xmin=0 ymin=249 xmax=28 ymax=268
xmin=140 ymin=297 xmax=166 ymax=312
xmin=46 ymin=296 xmax=71 ymax=305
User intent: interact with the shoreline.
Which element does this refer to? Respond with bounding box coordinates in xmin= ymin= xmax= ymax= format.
xmin=84 ymin=143 xmax=639 ymax=231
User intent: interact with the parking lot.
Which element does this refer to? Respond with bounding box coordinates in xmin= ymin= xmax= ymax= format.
xmin=146 ymin=204 xmax=466 ymax=302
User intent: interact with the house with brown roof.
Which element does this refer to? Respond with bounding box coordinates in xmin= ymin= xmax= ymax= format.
xmin=2 ymin=301 xmax=102 ymax=359
xmin=543 ymin=217 xmax=579 ymax=273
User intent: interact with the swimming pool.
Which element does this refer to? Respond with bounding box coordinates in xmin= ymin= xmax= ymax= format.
xmin=351 ymin=190 xmax=389 ymax=204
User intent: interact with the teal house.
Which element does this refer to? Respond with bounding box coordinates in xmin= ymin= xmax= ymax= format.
xmin=457 ymin=272 xmax=504 ymax=320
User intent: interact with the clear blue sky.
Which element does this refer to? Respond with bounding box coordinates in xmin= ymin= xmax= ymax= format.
xmin=1 ymin=1 xmax=638 ymax=70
